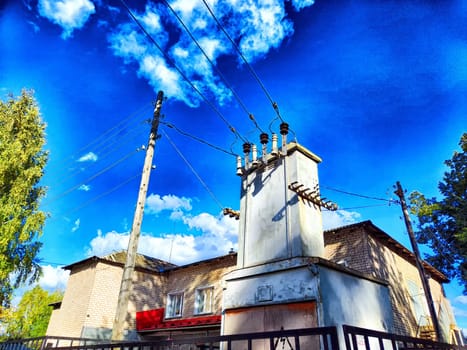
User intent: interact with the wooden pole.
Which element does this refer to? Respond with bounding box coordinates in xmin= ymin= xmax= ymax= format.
xmin=111 ymin=91 xmax=164 ymax=340
xmin=394 ymin=181 xmax=442 ymax=342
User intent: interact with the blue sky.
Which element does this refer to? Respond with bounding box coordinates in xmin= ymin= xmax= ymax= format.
xmin=1 ymin=0 xmax=466 ymax=334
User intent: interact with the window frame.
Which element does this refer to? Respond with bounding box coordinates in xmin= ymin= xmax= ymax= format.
xmin=166 ymin=291 xmax=184 ymax=319
xmin=194 ymin=286 xmax=214 ymax=315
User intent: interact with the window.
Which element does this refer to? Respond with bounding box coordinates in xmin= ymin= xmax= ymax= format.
xmin=195 ymin=287 xmax=214 ymax=314
xmin=407 ymin=280 xmax=429 ymax=326
xmin=166 ymin=292 xmax=184 ymax=318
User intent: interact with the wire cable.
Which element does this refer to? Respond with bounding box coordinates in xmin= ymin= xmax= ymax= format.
xmin=161 ymin=129 xmax=224 ymax=210
xmin=322 ymin=186 xmax=399 ymax=204
xmin=161 ymin=121 xmax=237 ymax=156
xmin=72 ymin=103 xmax=150 ymax=154
xmin=161 ymin=0 xmax=265 ymax=134
xmin=119 ymin=0 xmax=248 ymax=145
xmin=325 ymin=203 xmax=391 ymax=211
xmin=58 ymin=102 xmax=151 ymax=168
xmin=55 ymin=122 xmax=147 ymax=187
xmin=43 ymin=149 xmax=140 ymax=206
xmin=200 ymin=0 xmax=285 ymax=123
xmin=64 ymin=173 xmax=141 ymax=215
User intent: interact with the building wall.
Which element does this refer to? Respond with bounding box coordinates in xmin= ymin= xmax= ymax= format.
xmin=164 ymin=255 xmax=237 ymax=319
xmin=47 ymin=260 xmax=168 ymax=340
xmin=80 ymin=262 xmax=123 ymax=339
xmin=325 ymin=225 xmax=456 ymax=343
xmin=366 ymin=235 xmax=418 ymax=337
xmin=237 ymin=145 xmax=324 ymax=269
xmin=324 ymin=225 xmax=372 ymax=275
xmin=47 ymin=225 xmax=459 ymax=344
xmin=129 ymin=269 xmax=168 ymax=324
xmin=46 ymin=263 xmax=97 ymax=337
xmin=319 ymin=264 xmax=393 ymax=347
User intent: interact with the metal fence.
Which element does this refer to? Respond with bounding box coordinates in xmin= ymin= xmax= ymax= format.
xmin=2 ymin=326 xmax=463 ymax=350
xmin=57 ymin=327 xmax=338 ymax=350
xmin=0 ymin=336 xmax=106 ymax=350
xmin=343 ymin=325 xmax=461 ymax=350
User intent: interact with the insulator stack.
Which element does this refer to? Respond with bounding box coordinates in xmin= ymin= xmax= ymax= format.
xmin=280 ymin=122 xmax=289 ymax=153
xmin=260 ymin=133 xmax=269 ymax=161
xmin=243 ymin=142 xmax=251 ymax=169
xmin=235 ymin=126 xmax=293 ymax=175
xmin=271 ymin=133 xmax=279 ymax=156
xmin=251 ymin=144 xmax=259 ymax=166
xmin=236 ymin=155 xmax=243 ymax=176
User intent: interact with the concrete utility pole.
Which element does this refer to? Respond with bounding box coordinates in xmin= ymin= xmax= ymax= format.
xmin=394 ymin=181 xmax=442 ymax=342
xmin=111 ymin=91 xmax=164 ymax=341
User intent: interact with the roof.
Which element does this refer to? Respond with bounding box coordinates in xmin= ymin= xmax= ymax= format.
xmin=324 ymin=220 xmax=449 ymax=283
xmin=63 ymin=251 xmax=177 ymax=273
xmin=63 ymin=222 xmax=447 ymax=283
xmin=163 ymin=251 xmax=237 ymax=272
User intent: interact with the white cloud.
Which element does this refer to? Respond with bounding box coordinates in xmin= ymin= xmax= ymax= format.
xmin=11 ymin=265 xmax=70 ymax=307
xmin=455 ymin=295 xmax=467 ymax=305
xmin=78 ymin=151 xmax=98 ymax=162
xmin=453 ymin=305 xmax=467 ymax=317
xmin=233 ymin=0 xmax=294 ymax=61
xmin=39 ymin=265 xmax=70 ymax=291
xmin=36 ymin=0 xmax=317 ymax=105
xmin=86 ymin=212 xmax=238 ymax=265
xmin=183 ymin=212 xmax=238 ymax=241
xmin=28 ymin=20 xmax=40 ymax=33
xmin=86 ymin=229 xmax=129 ymax=257
xmin=108 ymin=0 xmax=315 ymax=107
xmin=146 ymin=193 xmax=192 ymax=214
xmin=71 ymin=218 xmax=80 ymax=232
xmin=38 ymin=0 xmax=96 ymax=39
xmin=322 ymin=210 xmax=361 ymax=231
xmin=291 ymin=0 xmax=315 ymax=11
xmin=78 ymin=184 xmax=91 ymax=191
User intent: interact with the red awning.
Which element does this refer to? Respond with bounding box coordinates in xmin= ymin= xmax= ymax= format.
xmin=136 ymin=308 xmax=221 ymax=332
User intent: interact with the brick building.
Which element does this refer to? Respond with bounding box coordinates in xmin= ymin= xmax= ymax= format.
xmin=46 ymin=220 xmax=462 ymax=344
xmin=46 ymin=140 xmax=463 ymax=346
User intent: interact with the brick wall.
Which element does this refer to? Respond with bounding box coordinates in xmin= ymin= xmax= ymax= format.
xmin=164 ymin=255 xmax=237 ymax=319
xmin=324 ymin=224 xmax=453 ymax=340
xmin=324 ymin=225 xmax=373 ymax=275
xmin=48 ymin=225 xmax=455 ymax=341
xmin=46 ymin=263 xmax=97 ymax=337
xmin=46 ymin=260 xmax=169 ymax=338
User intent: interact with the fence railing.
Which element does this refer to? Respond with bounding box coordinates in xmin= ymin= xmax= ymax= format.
xmin=343 ymin=325 xmax=460 ymax=350
xmin=58 ymin=327 xmax=338 ymax=350
xmin=0 ymin=336 xmax=106 ymax=350
xmin=2 ymin=325 xmax=463 ymax=350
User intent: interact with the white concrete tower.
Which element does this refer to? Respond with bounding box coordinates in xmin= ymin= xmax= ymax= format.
xmin=236 ymin=137 xmax=325 ymax=268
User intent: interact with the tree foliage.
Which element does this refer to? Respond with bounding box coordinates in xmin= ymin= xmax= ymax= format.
xmin=0 ymin=90 xmax=48 ymax=308
xmin=409 ymin=133 xmax=467 ymax=292
xmin=1 ymin=286 xmax=62 ymax=340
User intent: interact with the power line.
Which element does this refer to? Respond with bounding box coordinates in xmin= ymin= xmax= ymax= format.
xmin=161 ymin=128 xmax=224 ymax=211
xmin=71 ymin=103 xmax=150 ymax=155
xmin=160 ymin=0 xmax=265 ymax=134
xmin=64 ymin=173 xmax=140 ymax=216
xmin=118 ymin=0 xmax=248 ymax=145
xmin=43 ymin=149 xmax=140 ymax=206
xmin=200 ymin=0 xmax=285 ymax=124
xmin=58 ymin=103 xmax=151 ymax=168
xmin=328 ymin=203 xmax=391 ymax=211
xmin=161 ymin=121 xmax=237 ymax=156
xmin=55 ymin=122 xmax=147 ymax=187
xmin=322 ymin=185 xmax=399 ymax=204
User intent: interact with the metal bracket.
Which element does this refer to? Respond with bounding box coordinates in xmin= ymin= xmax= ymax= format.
xmin=288 ymin=181 xmax=338 ymax=211
xmin=223 ymin=208 xmax=240 ymax=220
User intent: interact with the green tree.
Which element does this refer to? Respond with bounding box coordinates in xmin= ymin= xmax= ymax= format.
xmin=0 ymin=90 xmax=48 ymax=308
xmin=2 ymin=286 xmax=62 ymax=339
xmin=409 ymin=133 xmax=467 ymax=292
